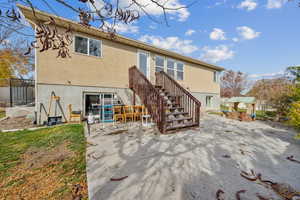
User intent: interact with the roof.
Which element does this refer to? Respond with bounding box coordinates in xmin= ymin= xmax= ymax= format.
xmin=17 ymin=4 xmax=224 ymax=71
xmin=224 ymin=97 xmax=256 ymax=104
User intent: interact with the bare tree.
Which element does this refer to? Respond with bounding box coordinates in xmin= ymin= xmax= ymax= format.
xmin=220 ymin=70 xmax=248 ymax=98
xmin=286 ymin=66 xmax=300 ymax=83
xmin=0 ymin=0 xmax=193 ymax=58
xmin=0 ymin=29 xmax=34 ymax=80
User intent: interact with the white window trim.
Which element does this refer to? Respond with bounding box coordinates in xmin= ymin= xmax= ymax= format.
xmin=74 ymin=34 xmax=102 ymax=58
xmin=89 ymin=38 xmax=102 ymax=58
xmin=137 ymin=50 xmax=151 ymax=79
xmin=159 ymin=56 xmax=184 ymax=81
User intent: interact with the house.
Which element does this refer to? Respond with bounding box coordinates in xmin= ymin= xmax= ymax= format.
xmin=19 ymin=5 xmax=224 ymax=131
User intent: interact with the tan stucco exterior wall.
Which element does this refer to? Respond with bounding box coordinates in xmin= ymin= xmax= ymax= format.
xmin=36 ymin=27 xmax=220 ymax=94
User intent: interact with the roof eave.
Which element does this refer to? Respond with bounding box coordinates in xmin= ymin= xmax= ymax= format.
xmin=17 ymin=4 xmax=225 ymax=71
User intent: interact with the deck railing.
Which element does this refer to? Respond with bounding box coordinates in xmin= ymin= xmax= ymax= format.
xmin=129 ymin=66 xmax=166 ymax=133
xmin=156 ymin=71 xmax=201 ymax=126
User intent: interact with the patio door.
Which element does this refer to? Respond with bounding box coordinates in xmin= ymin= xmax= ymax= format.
xmin=137 ymin=50 xmax=150 ymax=79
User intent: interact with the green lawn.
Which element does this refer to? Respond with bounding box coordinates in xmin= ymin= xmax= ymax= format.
xmin=256 ymin=110 xmax=277 ymax=120
xmin=0 ymin=124 xmax=87 ymax=199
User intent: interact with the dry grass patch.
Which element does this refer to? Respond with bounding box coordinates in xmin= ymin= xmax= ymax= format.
xmin=0 ymin=124 xmax=88 ymax=199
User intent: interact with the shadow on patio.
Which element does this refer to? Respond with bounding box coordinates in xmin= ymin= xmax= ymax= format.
xmin=86 ymin=115 xmax=300 ymax=200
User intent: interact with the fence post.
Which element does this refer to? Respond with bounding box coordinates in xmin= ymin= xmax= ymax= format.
xmin=9 ymin=79 xmax=13 ymax=107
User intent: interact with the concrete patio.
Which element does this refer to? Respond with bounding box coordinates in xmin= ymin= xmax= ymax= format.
xmin=85 ymin=114 xmax=300 ymax=200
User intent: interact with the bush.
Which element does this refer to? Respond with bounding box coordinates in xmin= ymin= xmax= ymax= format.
xmin=288 ymin=101 xmax=300 ymax=130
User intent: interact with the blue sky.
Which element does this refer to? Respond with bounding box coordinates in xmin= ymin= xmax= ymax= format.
xmin=22 ymin=0 xmax=300 ymax=79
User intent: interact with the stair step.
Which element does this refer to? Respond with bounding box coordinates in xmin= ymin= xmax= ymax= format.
xmin=166 ymin=122 xmax=198 ymax=131
xmin=167 ymin=117 xmax=192 ymax=123
xmin=169 ymin=107 xmax=184 ymax=111
xmin=167 ymin=95 xmax=177 ymax=100
xmin=164 ymin=98 xmax=176 ymax=102
xmin=165 ymin=101 xmax=180 ymax=105
xmin=166 ymin=112 xmax=188 ymax=116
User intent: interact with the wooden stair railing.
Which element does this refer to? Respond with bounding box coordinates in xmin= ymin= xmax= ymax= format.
xmin=156 ymin=71 xmax=201 ymax=128
xmin=129 ymin=66 xmax=166 ymax=133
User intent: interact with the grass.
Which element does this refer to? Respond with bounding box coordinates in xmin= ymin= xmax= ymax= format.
xmin=220 ymin=105 xmax=247 ymax=112
xmin=295 ymin=133 xmax=300 ymax=140
xmin=0 ymin=110 xmax=5 ymax=119
xmin=256 ymin=110 xmax=277 ymax=120
xmin=0 ymin=124 xmax=87 ymax=199
xmin=220 ymin=105 xmax=229 ymax=111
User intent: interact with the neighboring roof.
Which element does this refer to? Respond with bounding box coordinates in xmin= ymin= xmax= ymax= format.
xmin=224 ymin=97 xmax=256 ymax=104
xmin=17 ymin=4 xmax=224 ymax=71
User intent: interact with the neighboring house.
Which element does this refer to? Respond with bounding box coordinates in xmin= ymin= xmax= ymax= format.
xmin=19 ymin=5 xmax=224 ymax=124
xmin=221 ymin=97 xmax=256 ymax=115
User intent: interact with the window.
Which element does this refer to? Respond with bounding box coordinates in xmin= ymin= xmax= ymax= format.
xmin=155 ymin=55 xmax=184 ymax=80
xmin=206 ymin=96 xmax=213 ymax=107
xmin=89 ymin=39 xmax=101 ymax=57
xmin=177 ymin=62 xmax=184 ymax=80
xmin=84 ymin=92 xmax=123 ymax=117
xmin=138 ymin=51 xmax=150 ymax=78
xmin=75 ymin=36 xmax=88 ymax=54
xmin=167 ymin=59 xmax=175 ymax=78
xmin=213 ymin=71 xmax=219 ymax=83
xmin=74 ymin=36 xmax=101 ymax=57
xmin=155 ymin=56 xmax=164 ymax=72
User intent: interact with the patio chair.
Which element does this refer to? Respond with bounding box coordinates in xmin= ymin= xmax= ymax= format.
xmin=123 ymin=105 xmax=135 ymax=122
xmin=133 ymin=105 xmax=143 ymax=121
xmin=113 ymin=106 xmax=124 ymax=122
xmin=68 ymin=104 xmax=82 ymax=123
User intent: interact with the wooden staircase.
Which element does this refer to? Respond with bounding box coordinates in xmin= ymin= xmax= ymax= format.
xmin=129 ymin=66 xmax=201 ymax=133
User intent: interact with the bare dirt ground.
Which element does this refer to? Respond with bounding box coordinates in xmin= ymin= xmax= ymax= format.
xmin=0 ymin=116 xmax=36 ymax=131
xmin=86 ymin=114 xmax=300 ymax=200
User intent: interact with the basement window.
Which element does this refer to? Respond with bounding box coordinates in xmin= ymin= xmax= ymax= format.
xmin=206 ymin=96 xmax=213 ymax=107
xmin=75 ymin=35 xmax=102 ymax=57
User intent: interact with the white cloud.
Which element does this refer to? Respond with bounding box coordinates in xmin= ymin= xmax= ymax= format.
xmin=118 ymin=0 xmax=190 ymax=21
xmin=210 ymin=28 xmax=226 ymax=40
xmin=207 ymin=0 xmax=227 ymax=8
xmin=87 ymin=0 xmax=190 ymax=21
xmin=102 ymin=21 xmax=139 ymax=34
xmin=200 ymin=45 xmax=234 ymax=63
xmin=249 ymin=71 xmax=284 ymax=79
xmin=232 ymin=37 xmax=239 ymax=42
xmin=113 ymin=23 xmax=139 ymax=34
xmin=185 ymin=29 xmax=196 ymax=36
xmin=139 ymin=35 xmax=198 ymax=54
xmin=236 ymin=26 xmax=260 ymax=40
xmin=237 ymin=0 xmax=257 ymax=11
xmin=266 ymin=0 xmax=288 ymax=9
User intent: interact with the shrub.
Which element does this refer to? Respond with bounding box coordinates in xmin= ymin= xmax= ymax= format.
xmin=288 ymin=101 xmax=300 ymax=130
